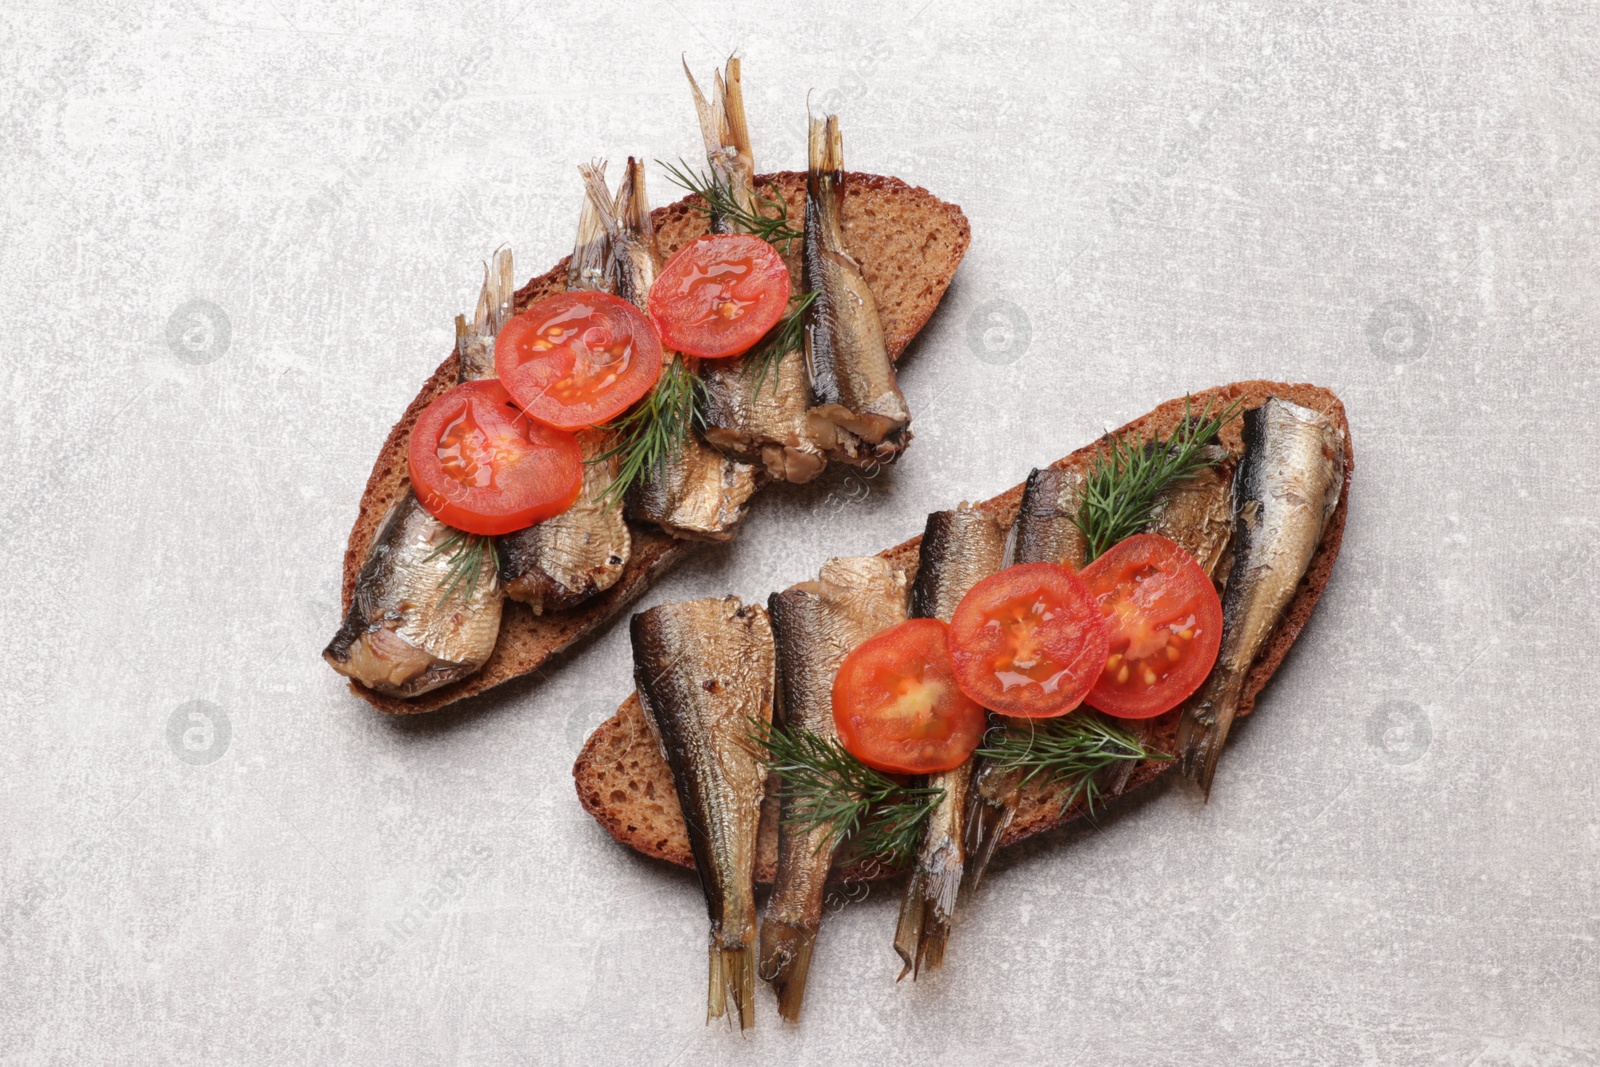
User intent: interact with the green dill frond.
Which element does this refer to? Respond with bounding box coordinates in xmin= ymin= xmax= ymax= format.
xmin=743 ymin=291 xmax=816 ymax=396
xmin=591 ymin=357 xmax=703 ymax=508
xmin=658 ymin=159 xmax=803 ymax=253
xmin=751 ymin=720 xmax=943 ymax=866
xmin=1073 ymin=395 xmax=1245 ymax=562
xmin=974 ymin=712 xmax=1168 ymax=816
xmin=423 ymin=529 xmax=493 ymax=607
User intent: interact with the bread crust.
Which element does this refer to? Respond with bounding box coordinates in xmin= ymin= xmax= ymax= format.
xmin=573 ymin=381 xmax=1353 ymax=883
xmin=337 ymin=172 xmax=971 ymax=714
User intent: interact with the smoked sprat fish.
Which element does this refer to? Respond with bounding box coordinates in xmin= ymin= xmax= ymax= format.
xmin=684 ymin=57 xmax=757 ymax=233
xmin=632 ymin=597 xmax=775 ymax=1030
xmin=1150 ymin=446 xmax=1235 ymax=580
xmin=894 ymin=505 xmax=1005 ymax=980
xmin=690 ymin=59 xmax=828 ymax=485
xmin=803 ymin=112 xmax=910 ymax=467
xmin=761 ymin=556 xmax=906 ymax=1021
xmin=1176 ymin=398 xmax=1345 ymax=796
xmin=1007 ymin=466 xmax=1088 ymax=576
xmin=963 ymin=466 xmax=1091 ymax=889
xmin=498 ymin=169 xmax=633 ymax=612
xmin=322 ymin=250 xmax=514 ymax=696
xmin=1102 ymin=446 xmax=1237 ymax=794
xmin=581 ymin=158 xmax=760 ymax=541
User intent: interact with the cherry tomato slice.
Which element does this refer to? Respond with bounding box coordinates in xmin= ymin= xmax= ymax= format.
xmin=1079 ymin=533 xmax=1224 ymax=719
xmin=408 ymin=379 xmax=583 ymax=536
xmin=946 ymin=563 xmax=1110 ymax=718
xmin=832 ymin=618 xmax=986 ymax=774
xmin=646 ymin=234 xmax=790 ymax=359
xmin=495 ymin=291 xmax=663 ymax=430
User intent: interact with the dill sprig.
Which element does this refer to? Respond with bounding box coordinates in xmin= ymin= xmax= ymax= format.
xmin=423 ymin=529 xmax=492 ymax=607
xmin=592 ymin=357 xmax=703 ymax=508
xmin=975 ymin=713 xmax=1169 ymax=815
xmin=658 ymin=159 xmax=804 ymax=253
xmin=752 ymin=721 xmax=944 ymax=866
xmin=743 ymin=291 xmax=816 ymax=395
xmin=1074 ymin=396 xmax=1245 ymax=562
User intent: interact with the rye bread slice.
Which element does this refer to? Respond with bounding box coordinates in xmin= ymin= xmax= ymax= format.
xmin=337 ymin=172 xmax=970 ymax=714
xmin=573 ymin=380 xmax=1353 ymax=883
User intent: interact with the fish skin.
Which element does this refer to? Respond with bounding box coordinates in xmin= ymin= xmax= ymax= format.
xmin=1008 ymin=467 xmax=1089 ymax=575
xmin=761 ymin=557 xmax=906 ymax=1022
xmin=700 ymin=353 xmax=828 ymax=484
xmin=683 ymin=57 xmax=757 ymax=235
xmin=500 ymin=174 xmax=632 ymax=611
xmin=632 ymin=597 xmax=775 ymax=1030
xmin=803 ymin=112 xmax=910 ymax=467
xmin=322 ymin=494 xmax=503 ymax=696
xmin=1101 ymin=447 xmax=1238 ymax=795
xmin=584 ymin=157 xmax=658 ymax=309
xmin=1176 ymin=398 xmax=1345 ymax=796
xmin=582 ymin=157 xmax=761 ymax=540
xmin=1150 ymin=446 xmax=1236 ymax=580
xmin=962 ymin=466 xmax=1093 ymax=891
xmin=499 ymin=428 xmax=631 ymax=611
xmin=894 ymin=506 xmax=1006 ymax=980
xmin=322 ymin=250 xmax=514 ymax=696
xmin=687 ymin=58 xmax=828 ymax=484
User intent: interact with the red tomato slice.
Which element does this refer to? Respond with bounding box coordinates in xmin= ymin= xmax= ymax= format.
xmin=832 ymin=618 xmax=987 ymax=774
xmin=946 ymin=563 xmax=1110 ymax=718
xmin=408 ymin=379 xmax=583 ymax=536
xmin=1079 ymin=533 xmax=1224 ymax=719
xmin=646 ymin=234 xmax=790 ymax=359
xmin=495 ymin=291 xmax=663 ymax=430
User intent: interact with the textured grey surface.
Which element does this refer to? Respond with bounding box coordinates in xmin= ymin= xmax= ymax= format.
xmin=4 ymin=2 xmax=1597 ymax=1064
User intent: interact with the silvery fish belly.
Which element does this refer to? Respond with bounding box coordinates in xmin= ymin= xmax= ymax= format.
xmin=803 ymin=113 xmax=910 ymax=467
xmin=323 ymin=249 xmax=514 ymax=697
xmin=322 ymin=494 xmax=502 ymax=696
xmin=895 ymin=506 xmax=1005 ymax=980
xmin=963 ymin=466 xmax=1093 ymax=891
xmin=701 ymin=351 xmax=827 ymax=484
xmin=1176 ymin=398 xmax=1345 ymax=797
xmin=499 ymin=430 xmax=629 ymax=611
xmin=498 ymin=173 xmax=631 ymax=611
xmin=761 ymin=556 xmax=906 ymax=1021
xmin=1100 ymin=446 xmax=1237 ymax=796
xmin=685 ymin=57 xmax=828 ymax=484
xmin=1149 ymin=445 xmax=1235 ymax=580
xmin=582 ymin=156 xmax=762 ymax=540
xmin=626 ymin=429 xmax=759 ymax=543
xmin=631 ymin=597 xmax=775 ymax=1031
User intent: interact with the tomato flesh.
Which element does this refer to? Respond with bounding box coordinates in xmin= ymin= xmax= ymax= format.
xmin=1080 ymin=533 xmax=1223 ymax=719
xmin=647 ymin=234 xmax=790 ymax=359
xmin=495 ymin=291 xmax=663 ymax=430
xmin=832 ymin=618 xmax=986 ymax=774
xmin=408 ymin=379 xmax=583 ymax=536
xmin=946 ymin=563 xmax=1110 ymax=718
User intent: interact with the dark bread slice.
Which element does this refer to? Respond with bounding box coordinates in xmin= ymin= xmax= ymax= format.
xmin=573 ymin=381 xmax=1353 ymax=883
xmin=338 ymin=172 xmax=971 ymax=714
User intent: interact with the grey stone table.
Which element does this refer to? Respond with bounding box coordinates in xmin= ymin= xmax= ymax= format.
xmin=4 ymin=3 xmax=1595 ymax=1064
